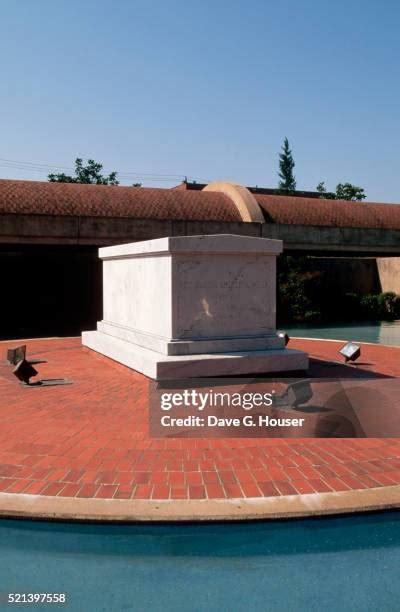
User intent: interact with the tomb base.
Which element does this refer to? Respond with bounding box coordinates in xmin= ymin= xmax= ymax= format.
xmin=82 ymin=330 xmax=308 ymax=380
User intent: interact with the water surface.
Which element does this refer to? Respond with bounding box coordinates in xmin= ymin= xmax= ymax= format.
xmin=285 ymin=320 xmax=400 ymax=346
xmin=0 ymin=512 xmax=399 ymax=611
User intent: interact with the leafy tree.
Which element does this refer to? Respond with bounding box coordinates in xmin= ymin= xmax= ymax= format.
xmin=316 ymin=180 xmax=366 ymax=201
xmin=277 ymin=255 xmax=322 ymax=323
xmin=359 ymin=293 xmax=398 ymax=319
xmin=278 ymin=137 xmax=296 ymax=193
xmin=48 ymin=158 xmax=119 ymax=185
xmin=132 ymin=182 xmax=142 ymax=187
xmin=335 ymin=182 xmax=366 ymax=201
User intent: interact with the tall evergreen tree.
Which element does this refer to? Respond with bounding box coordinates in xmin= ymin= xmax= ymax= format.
xmin=278 ymin=137 xmax=296 ymax=193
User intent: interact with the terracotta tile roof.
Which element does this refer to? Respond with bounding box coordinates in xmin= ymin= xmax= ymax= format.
xmin=1 ymin=179 xmax=400 ymax=229
xmin=256 ymin=194 xmax=400 ymax=229
xmin=0 ymin=179 xmax=241 ymax=222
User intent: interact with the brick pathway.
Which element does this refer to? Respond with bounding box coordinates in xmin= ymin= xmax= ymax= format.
xmin=0 ymin=337 xmax=399 ymax=501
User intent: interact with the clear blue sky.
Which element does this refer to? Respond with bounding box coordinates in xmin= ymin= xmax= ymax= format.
xmin=1 ymin=0 xmax=399 ymax=201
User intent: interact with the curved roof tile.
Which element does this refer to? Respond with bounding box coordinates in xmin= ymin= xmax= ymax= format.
xmin=1 ymin=179 xmax=400 ymax=230
xmin=0 ymin=179 xmax=242 ymax=222
xmin=256 ymin=194 xmax=400 ymax=229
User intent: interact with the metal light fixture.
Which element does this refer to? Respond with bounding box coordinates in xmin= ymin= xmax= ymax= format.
xmin=273 ymin=380 xmax=313 ymax=409
xmin=6 ymin=345 xmax=45 ymax=366
xmin=13 ymin=359 xmax=38 ymax=385
xmin=278 ymin=331 xmax=290 ymax=346
xmin=339 ymin=342 xmax=361 ymax=363
xmin=12 ymin=359 xmax=73 ymax=388
xmin=7 ymin=345 xmax=26 ymax=365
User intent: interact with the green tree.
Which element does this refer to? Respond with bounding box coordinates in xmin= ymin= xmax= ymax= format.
xmin=48 ymin=158 xmax=119 ymax=185
xmin=278 ymin=137 xmax=296 ymax=193
xmin=316 ymin=180 xmax=365 ymax=201
xmin=335 ymin=182 xmax=366 ymax=201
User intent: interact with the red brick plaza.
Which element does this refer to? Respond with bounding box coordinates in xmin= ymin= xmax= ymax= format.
xmin=1 ymin=336 xmax=400 ymax=504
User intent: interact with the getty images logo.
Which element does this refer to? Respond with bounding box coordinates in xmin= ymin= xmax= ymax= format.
xmin=159 ymin=389 xmax=275 ymax=411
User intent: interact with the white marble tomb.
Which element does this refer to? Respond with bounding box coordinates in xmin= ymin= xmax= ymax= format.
xmin=82 ymin=234 xmax=308 ymax=379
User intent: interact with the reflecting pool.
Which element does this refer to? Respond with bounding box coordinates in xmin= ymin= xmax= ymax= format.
xmin=285 ymin=320 xmax=400 ymax=346
xmin=0 ymin=512 xmax=399 ymax=611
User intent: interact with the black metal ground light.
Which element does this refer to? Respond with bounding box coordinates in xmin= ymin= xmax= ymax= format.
xmin=339 ymin=342 xmax=361 ymax=363
xmin=8 ymin=348 xmax=73 ymax=388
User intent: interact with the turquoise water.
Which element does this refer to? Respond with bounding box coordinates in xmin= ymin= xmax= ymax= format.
xmin=285 ymin=320 xmax=400 ymax=346
xmin=0 ymin=513 xmax=399 ymax=611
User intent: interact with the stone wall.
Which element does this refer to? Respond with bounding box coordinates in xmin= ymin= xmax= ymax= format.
xmin=377 ymin=258 xmax=400 ymax=294
xmin=2 ymin=213 xmax=400 ymax=255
